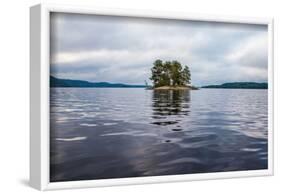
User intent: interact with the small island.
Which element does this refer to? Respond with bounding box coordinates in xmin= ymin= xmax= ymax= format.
xmin=150 ymin=59 xmax=198 ymax=90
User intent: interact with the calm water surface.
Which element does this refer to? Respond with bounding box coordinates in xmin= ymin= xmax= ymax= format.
xmin=50 ymin=88 xmax=268 ymax=182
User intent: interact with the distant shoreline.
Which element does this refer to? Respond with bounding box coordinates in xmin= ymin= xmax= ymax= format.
xmin=50 ymin=76 xmax=268 ymax=90
xmin=201 ymin=88 xmax=268 ymax=90
xmin=201 ymin=82 xmax=268 ymax=89
xmin=50 ymin=76 xmax=146 ymax=88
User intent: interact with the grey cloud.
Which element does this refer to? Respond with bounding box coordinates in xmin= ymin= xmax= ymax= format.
xmin=50 ymin=12 xmax=268 ymax=86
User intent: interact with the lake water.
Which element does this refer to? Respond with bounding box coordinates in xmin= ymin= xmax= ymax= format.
xmin=50 ymin=88 xmax=268 ymax=182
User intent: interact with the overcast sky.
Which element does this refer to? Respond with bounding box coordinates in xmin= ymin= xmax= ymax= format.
xmin=50 ymin=12 xmax=268 ymax=86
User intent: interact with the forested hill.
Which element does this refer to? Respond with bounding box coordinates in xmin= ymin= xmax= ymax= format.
xmin=50 ymin=76 xmax=146 ymax=88
xmin=201 ymin=82 xmax=268 ymax=89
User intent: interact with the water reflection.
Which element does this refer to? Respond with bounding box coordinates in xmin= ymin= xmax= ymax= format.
xmin=50 ymin=88 xmax=268 ymax=182
xmin=151 ymin=90 xmax=190 ymax=126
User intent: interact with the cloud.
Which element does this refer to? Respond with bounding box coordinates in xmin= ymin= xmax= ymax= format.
xmin=50 ymin=12 xmax=268 ymax=86
xmin=226 ymin=32 xmax=268 ymax=69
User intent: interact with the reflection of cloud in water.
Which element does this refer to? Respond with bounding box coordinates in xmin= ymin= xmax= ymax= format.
xmin=101 ymin=132 xmax=158 ymax=137
xmin=158 ymin=157 xmax=202 ymax=166
xmin=80 ymin=123 xmax=98 ymax=127
xmin=241 ymin=148 xmax=262 ymax=152
xmin=56 ymin=137 xmax=87 ymax=141
xmin=103 ymin=123 xmax=117 ymax=126
xmin=79 ymin=112 xmax=100 ymax=118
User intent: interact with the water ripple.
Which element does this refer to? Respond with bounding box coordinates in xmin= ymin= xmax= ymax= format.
xmin=50 ymin=88 xmax=268 ymax=182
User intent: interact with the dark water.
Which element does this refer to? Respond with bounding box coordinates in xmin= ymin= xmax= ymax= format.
xmin=50 ymin=88 xmax=268 ymax=182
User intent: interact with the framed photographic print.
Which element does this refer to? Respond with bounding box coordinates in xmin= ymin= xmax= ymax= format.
xmin=30 ymin=3 xmax=274 ymax=190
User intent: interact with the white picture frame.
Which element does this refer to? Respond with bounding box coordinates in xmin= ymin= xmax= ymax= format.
xmin=30 ymin=3 xmax=274 ymax=191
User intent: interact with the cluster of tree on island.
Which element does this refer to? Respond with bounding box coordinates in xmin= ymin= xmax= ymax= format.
xmin=150 ymin=59 xmax=191 ymax=88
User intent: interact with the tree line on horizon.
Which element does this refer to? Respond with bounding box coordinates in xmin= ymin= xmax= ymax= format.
xmin=150 ymin=59 xmax=191 ymax=88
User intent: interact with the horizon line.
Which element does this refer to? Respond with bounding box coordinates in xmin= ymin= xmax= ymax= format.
xmin=50 ymin=75 xmax=268 ymax=87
